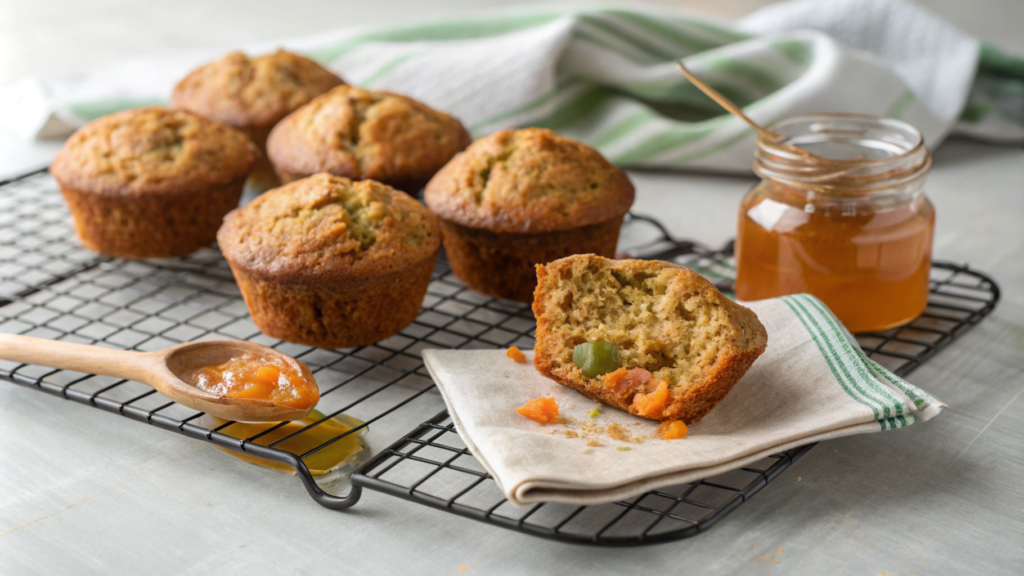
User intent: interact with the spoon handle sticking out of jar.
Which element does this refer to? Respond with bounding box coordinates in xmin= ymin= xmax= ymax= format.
xmin=675 ymin=61 xmax=815 ymax=159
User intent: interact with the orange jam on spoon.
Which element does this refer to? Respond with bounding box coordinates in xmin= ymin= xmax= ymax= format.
xmin=189 ymin=351 xmax=319 ymax=410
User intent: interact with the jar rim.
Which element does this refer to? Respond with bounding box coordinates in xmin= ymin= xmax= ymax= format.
xmin=753 ymin=113 xmax=931 ymax=195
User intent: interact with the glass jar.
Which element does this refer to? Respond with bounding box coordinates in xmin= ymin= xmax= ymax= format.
xmin=734 ymin=114 xmax=934 ymax=333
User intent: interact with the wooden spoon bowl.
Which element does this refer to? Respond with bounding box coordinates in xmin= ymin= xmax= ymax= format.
xmin=0 ymin=334 xmax=316 ymax=422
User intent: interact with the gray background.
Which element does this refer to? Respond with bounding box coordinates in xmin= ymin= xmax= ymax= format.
xmin=0 ymin=1 xmax=1022 ymax=574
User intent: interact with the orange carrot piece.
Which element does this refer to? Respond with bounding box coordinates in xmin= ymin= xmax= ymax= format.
xmin=516 ymin=396 xmax=561 ymax=424
xmin=658 ymin=420 xmax=688 ymax=440
xmin=603 ymin=368 xmax=628 ymax=388
xmin=605 ymin=367 xmax=653 ymax=394
xmin=631 ymin=379 xmax=669 ymax=418
xmin=506 ymin=346 xmax=527 ymax=363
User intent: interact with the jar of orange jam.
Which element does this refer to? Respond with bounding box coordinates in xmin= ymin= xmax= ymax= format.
xmin=734 ymin=114 xmax=934 ymax=333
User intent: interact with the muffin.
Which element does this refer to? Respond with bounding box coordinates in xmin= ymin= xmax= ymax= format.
xmin=266 ymin=85 xmax=471 ymax=193
xmin=51 ymin=107 xmax=258 ymax=259
xmin=533 ymin=255 xmax=768 ymax=424
xmin=171 ymin=49 xmax=343 ymax=188
xmin=217 ymin=173 xmax=442 ymax=348
xmin=424 ymin=128 xmax=634 ymax=302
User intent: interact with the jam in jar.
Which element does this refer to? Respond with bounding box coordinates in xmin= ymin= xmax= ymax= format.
xmin=734 ymin=114 xmax=934 ymax=333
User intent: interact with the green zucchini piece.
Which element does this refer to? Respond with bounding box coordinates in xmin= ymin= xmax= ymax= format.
xmin=572 ymin=341 xmax=621 ymax=379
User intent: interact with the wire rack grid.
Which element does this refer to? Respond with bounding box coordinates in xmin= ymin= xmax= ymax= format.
xmin=0 ymin=170 xmax=1000 ymax=545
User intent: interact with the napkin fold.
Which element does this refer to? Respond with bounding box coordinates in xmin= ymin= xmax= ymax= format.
xmin=3 ymin=0 xmax=1023 ymax=173
xmin=422 ymin=293 xmax=944 ymax=506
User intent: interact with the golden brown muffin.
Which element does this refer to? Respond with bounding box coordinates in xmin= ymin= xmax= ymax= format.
xmin=533 ymin=255 xmax=767 ymax=424
xmin=51 ymin=107 xmax=258 ymax=259
xmin=217 ymin=173 xmax=442 ymax=348
xmin=424 ymin=128 xmax=634 ymax=302
xmin=171 ymin=49 xmax=343 ymax=188
xmin=266 ymin=85 xmax=471 ymax=194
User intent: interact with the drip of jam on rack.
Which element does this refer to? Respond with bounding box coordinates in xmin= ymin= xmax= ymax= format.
xmin=213 ymin=411 xmax=365 ymax=476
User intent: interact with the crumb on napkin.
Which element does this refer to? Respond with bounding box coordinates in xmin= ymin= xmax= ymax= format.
xmin=541 ymin=406 xmax=690 ymax=444
xmin=658 ymin=420 xmax=688 ymax=440
xmin=516 ymin=396 xmax=561 ymax=424
xmin=506 ymin=346 xmax=527 ymax=363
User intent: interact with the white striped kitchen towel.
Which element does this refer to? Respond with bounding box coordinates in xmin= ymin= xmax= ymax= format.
xmin=1 ymin=0 xmax=1021 ymax=173
xmin=422 ymin=293 xmax=944 ymax=506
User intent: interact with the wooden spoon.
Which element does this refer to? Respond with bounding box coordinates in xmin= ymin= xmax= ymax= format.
xmin=0 ymin=334 xmax=316 ymax=422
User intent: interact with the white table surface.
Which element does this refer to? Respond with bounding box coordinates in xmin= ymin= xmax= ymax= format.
xmin=1 ymin=1 xmax=1022 ymax=574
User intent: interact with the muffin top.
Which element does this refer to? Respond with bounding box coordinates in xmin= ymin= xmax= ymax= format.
xmin=171 ymin=50 xmax=343 ymax=128
xmin=266 ymin=86 xmax=471 ymax=190
xmin=51 ymin=108 xmax=259 ymax=195
xmin=424 ymin=128 xmax=634 ymax=233
xmin=218 ymin=173 xmax=441 ymax=281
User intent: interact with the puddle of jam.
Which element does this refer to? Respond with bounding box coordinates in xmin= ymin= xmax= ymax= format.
xmin=189 ymin=351 xmax=320 ymax=410
xmin=212 ymin=410 xmax=365 ymax=476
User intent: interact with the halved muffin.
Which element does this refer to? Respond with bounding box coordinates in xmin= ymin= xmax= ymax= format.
xmin=217 ymin=173 xmax=441 ymax=348
xmin=266 ymin=85 xmax=470 ymax=194
xmin=533 ymin=254 xmax=767 ymax=424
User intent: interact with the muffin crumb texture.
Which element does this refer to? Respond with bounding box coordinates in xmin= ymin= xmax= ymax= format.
xmin=533 ymin=255 xmax=767 ymax=423
xmin=268 ymin=85 xmax=470 ymax=192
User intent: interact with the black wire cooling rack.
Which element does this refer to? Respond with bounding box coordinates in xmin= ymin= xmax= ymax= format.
xmin=0 ymin=170 xmax=1000 ymax=546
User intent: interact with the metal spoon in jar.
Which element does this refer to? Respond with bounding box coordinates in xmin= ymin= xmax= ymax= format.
xmin=0 ymin=334 xmax=318 ymax=422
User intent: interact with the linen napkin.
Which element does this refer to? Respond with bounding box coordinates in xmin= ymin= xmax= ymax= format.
xmin=422 ymin=293 xmax=944 ymax=506
xmin=2 ymin=0 xmax=1022 ymax=173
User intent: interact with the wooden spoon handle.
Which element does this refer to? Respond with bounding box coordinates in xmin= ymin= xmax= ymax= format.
xmin=675 ymin=61 xmax=786 ymax=143
xmin=0 ymin=333 xmax=156 ymax=383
